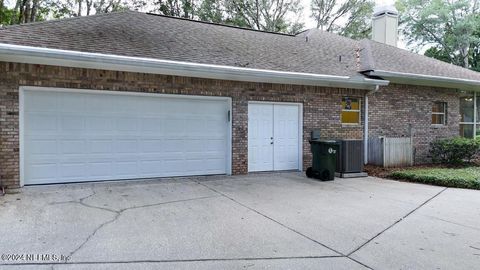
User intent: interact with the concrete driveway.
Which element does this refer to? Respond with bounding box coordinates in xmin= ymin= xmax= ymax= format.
xmin=1 ymin=173 xmax=479 ymax=269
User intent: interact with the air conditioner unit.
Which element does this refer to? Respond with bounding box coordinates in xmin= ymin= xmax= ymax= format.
xmin=336 ymin=140 xmax=366 ymax=177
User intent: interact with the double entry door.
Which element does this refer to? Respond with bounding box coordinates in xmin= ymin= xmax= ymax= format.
xmin=248 ymin=103 xmax=301 ymax=172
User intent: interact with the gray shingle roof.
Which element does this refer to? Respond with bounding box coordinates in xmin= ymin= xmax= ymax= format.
xmin=0 ymin=10 xmax=479 ymax=83
xmin=360 ymin=39 xmax=480 ymax=81
xmin=0 ymin=11 xmax=358 ymax=77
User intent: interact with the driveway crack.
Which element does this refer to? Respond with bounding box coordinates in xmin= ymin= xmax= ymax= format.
xmin=194 ymin=180 xmax=375 ymax=269
xmin=67 ymin=195 xmax=219 ymax=258
xmin=347 ymin=187 xmax=448 ymax=256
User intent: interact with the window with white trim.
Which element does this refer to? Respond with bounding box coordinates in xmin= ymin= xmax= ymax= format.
xmin=341 ymin=97 xmax=360 ymax=124
xmin=431 ymin=102 xmax=447 ymax=125
xmin=459 ymin=92 xmax=480 ymax=138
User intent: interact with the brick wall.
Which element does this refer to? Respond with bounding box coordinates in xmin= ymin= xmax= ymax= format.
xmin=0 ymin=62 xmax=365 ymax=188
xmin=368 ymin=84 xmax=461 ymax=163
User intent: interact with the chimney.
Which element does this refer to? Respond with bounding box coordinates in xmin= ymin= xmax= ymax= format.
xmin=371 ymin=5 xmax=399 ymax=46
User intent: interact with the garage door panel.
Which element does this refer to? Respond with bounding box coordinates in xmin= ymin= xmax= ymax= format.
xmin=139 ymin=160 xmax=164 ymax=174
xmin=115 ymin=139 xmax=138 ymax=153
xmin=28 ymin=139 xmax=57 ymax=155
xmin=88 ymin=162 xmax=114 ymax=178
xmin=140 ymin=118 xmax=164 ymax=132
xmin=59 ymin=162 xmax=87 ymax=178
xmin=58 ymin=93 xmax=86 ymax=112
xmin=140 ymin=139 xmax=164 ymax=153
xmin=26 ymin=163 xmax=58 ymax=183
xmin=86 ymin=94 xmax=116 ymax=112
xmin=23 ymin=89 xmax=229 ymax=185
xmin=86 ymin=116 xmax=114 ymax=131
xmin=116 ymin=117 xmax=139 ymax=132
xmin=27 ymin=113 xmax=58 ymax=132
xmin=60 ymin=115 xmax=86 ymax=131
xmin=114 ymin=161 xmax=139 ymax=178
xmin=25 ymin=91 xmax=58 ymax=111
xmin=89 ymin=140 xmax=113 ymax=154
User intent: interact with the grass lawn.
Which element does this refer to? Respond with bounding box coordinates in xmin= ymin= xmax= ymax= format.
xmin=389 ymin=167 xmax=480 ymax=190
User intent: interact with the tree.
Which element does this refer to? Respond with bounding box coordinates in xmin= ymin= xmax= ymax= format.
xmin=397 ymin=0 xmax=480 ymax=69
xmin=153 ymin=0 xmax=196 ymax=18
xmin=0 ymin=0 xmax=17 ymax=24
xmin=197 ymin=0 xmax=223 ymax=23
xmin=14 ymin=0 xmax=42 ymax=23
xmin=424 ymin=46 xmax=453 ymax=63
xmin=310 ymin=0 xmax=374 ymax=39
xmin=224 ymin=0 xmax=303 ymax=33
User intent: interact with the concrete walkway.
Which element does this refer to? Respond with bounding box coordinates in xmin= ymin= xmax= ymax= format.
xmin=0 ymin=173 xmax=479 ymax=269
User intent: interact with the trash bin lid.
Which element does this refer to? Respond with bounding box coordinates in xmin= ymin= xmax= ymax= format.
xmin=309 ymin=139 xmax=339 ymax=144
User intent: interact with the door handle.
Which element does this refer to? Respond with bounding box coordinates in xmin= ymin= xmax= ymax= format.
xmin=270 ymin=137 xmax=274 ymax=144
xmin=271 ymin=142 xmax=274 ymax=144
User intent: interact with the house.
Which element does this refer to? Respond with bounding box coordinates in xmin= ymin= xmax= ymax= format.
xmin=0 ymin=7 xmax=479 ymax=189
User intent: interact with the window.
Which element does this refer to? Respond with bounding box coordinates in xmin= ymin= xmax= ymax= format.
xmin=431 ymin=102 xmax=446 ymax=125
xmin=341 ymin=97 xmax=360 ymax=124
xmin=460 ymin=93 xmax=476 ymax=138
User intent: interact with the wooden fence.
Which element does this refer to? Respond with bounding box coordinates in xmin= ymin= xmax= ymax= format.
xmin=368 ymin=137 xmax=414 ymax=167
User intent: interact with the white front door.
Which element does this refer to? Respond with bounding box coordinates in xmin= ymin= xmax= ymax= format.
xmin=248 ymin=103 xmax=300 ymax=172
xmin=22 ymin=88 xmax=231 ymax=185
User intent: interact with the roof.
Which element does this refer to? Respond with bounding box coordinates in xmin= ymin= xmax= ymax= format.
xmin=360 ymin=39 xmax=480 ymax=81
xmin=0 ymin=11 xmax=358 ymax=77
xmin=0 ymin=11 xmax=479 ymax=87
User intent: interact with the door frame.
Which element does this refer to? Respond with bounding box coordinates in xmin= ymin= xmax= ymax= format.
xmin=247 ymin=101 xmax=303 ymax=172
xmin=19 ymin=86 xmax=233 ymax=186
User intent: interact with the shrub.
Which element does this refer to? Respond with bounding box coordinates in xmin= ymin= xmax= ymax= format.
xmin=390 ymin=167 xmax=480 ymax=190
xmin=429 ymin=137 xmax=480 ymax=165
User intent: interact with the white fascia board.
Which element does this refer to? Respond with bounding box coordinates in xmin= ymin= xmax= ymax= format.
xmin=0 ymin=43 xmax=388 ymax=90
xmin=369 ymin=70 xmax=480 ymax=91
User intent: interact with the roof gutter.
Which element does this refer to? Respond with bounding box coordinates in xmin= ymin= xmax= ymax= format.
xmin=368 ymin=70 xmax=480 ymax=91
xmin=0 ymin=43 xmax=388 ymax=90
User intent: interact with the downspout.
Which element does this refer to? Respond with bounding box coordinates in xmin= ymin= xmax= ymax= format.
xmin=364 ymin=85 xmax=380 ymax=165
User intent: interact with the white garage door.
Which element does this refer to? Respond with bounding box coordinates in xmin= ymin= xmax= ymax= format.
xmin=21 ymin=88 xmax=230 ymax=185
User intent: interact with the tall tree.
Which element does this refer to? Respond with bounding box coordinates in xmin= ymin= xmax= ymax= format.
xmin=397 ymin=0 xmax=480 ymax=69
xmin=0 ymin=0 xmax=17 ymax=24
xmin=153 ymin=0 xmax=196 ymax=18
xmin=224 ymin=0 xmax=303 ymax=33
xmin=310 ymin=0 xmax=374 ymax=39
xmin=197 ymin=0 xmax=223 ymax=23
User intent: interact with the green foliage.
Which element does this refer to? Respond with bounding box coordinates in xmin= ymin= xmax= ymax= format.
xmin=390 ymin=167 xmax=480 ymax=190
xmin=424 ymin=46 xmax=453 ymax=64
xmin=339 ymin=0 xmax=374 ymax=39
xmin=0 ymin=6 xmax=17 ymax=25
xmin=310 ymin=0 xmax=374 ymax=39
xmin=154 ymin=0 xmax=195 ymax=18
xmin=429 ymin=137 xmax=480 ymax=164
xmin=222 ymin=0 xmax=303 ymax=33
xmin=397 ymin=0 xmax=480 ymax=70
xmin=197 ymin=0 xmax=223 ymax=23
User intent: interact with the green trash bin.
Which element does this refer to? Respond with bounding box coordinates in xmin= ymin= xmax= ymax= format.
xmin=306 ymin=140 xmax=339 ymax=181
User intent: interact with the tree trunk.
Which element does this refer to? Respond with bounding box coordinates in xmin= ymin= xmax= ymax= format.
xmin=86 ymin=0 xmax=92 ymax=15
xmin=30 ymin=0 xmax=38 ymax=22
xmin=77 ymin=0 xmax=83 ymax=16
xmin=18 ymin=0 xmax=25 ymax=23
xmin=23 ymin=0 xmax=30 ymax=23
xmin=461 ymin=45 xmax=469 ymax=68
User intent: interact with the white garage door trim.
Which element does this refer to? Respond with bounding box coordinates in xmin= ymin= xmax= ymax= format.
xmin=248 ymin=101 xmax=303 ymax=172
xmin=19 ymin=86 xmax=232 ymax=186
